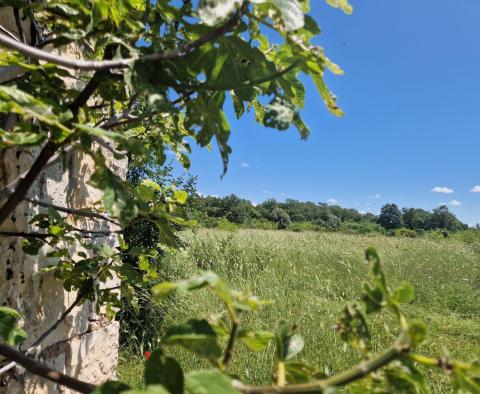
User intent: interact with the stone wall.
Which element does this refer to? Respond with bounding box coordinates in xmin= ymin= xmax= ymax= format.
xmin=0 ymin=7 xmax=124 ymax=393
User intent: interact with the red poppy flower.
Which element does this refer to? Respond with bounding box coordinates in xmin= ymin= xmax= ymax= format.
xmin=144 ymin=351 xmax=151 ymax=361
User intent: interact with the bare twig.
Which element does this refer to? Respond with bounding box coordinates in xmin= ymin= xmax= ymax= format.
xmin=25 ymin=197 xmax=120 ymax=226
xmin=0 ymin=231 xmax=51 ymax=239
xmin=0 ymin=344 xmax=95 ymax=393
xmin=0 ymin=140 xmax=60 ymax=226
xmin=222 ymin=318 xmax=240 ymax=368
xmin=0 ymin=24 xmax=20 ymax=42
xmin=0 ymin=4 xmax=247 ymax=71
xmin=0 ymin=144 xmax=75 ymax=201
xmin=12 ymin=8 xmax=26 ymax=44
xmin=0 ymin=294 xmax=83 ymax=375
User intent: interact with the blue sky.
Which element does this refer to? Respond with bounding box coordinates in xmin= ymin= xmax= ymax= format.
xmin=180 ymin=1 xmax=480 ymax=225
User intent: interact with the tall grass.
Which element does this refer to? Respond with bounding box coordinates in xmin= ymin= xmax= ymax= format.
xmin=118 ymin=229 xmax=480 ymax=392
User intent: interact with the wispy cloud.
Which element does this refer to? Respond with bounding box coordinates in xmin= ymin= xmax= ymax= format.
xmin=450 ymin=200 xmax=462 ymax=207
xmin=431 ymin=186 xmax=454 ymax=194
xmin=262 ymin=190 xmax=271 ymax=194
xmin=370 ymin=193 xmax=381 ymax=199
xmin=327 ymin=198 xmax=338 ymax=205
xmin=470 ymin=185 xmax=480 ymax=193
xmin=198 ymin=192 xmax=218 ymax=198
xmin=240 ymin=162 xmax=250 ymax=168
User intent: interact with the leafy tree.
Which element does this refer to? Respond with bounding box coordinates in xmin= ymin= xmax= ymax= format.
xmin=430 ymin=205 xmax=466 ymax=232
xmin=402 ymin=208 xmax=432 ymax=231
xmin=271 ymin=207 xmax=291 ymax=229
xmin=378 ymin=204 xmax=403 ymax=230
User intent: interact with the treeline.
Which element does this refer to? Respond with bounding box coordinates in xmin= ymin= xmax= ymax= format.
xmin=188 ymin=194 xmax=469 ymax=235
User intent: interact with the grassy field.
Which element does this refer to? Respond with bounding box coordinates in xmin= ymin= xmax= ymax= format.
xmin=118 ymin=229 xmax=480 ymax=392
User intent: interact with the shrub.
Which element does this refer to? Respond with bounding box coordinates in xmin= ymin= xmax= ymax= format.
xmin=288 ymin=221 xmax=321 ymax=232
xmin=340 ymin=221 xmax=384 ymax=235
xmin=216 ymin=218 xmax=238 ymax=232
xmin=395 ymin=228 xmax=417 ymax=238
xmin=242 ymin=219 xmax=278 ymax=230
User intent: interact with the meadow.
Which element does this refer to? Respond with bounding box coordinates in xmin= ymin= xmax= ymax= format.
xmin=118 ymin=229 xmax=480 ymax=392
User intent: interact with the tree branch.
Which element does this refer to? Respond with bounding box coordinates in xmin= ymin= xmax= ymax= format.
xmin=0 ymin=4 xmax=248 ymax=71
xmin=12 ymin=8 xmax=26 ymax=44
xmin=0 ymin=144 xmax=74 ymax=201
xmin=233 ymin=335 xmax=411 ymax=393
xmin=25 ymin=197 xmax=120 ymax=225
xmin=0 ymin=294 xmax=83 ymax=375
xmin=0 ymin=231 xmax=51 ymax=239
xmin=151 ymin=61 xmax=301 ymax=92
xmin=0 ymin=140 xmax=59 ymax=226
xmin=222 ymin=318 xmax=240 ymax=368
xmin=0 ymin=344 xmax=95 ymax=393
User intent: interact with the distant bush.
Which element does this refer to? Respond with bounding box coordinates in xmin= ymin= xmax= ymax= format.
xmin=242 ymin=219 xmax=278 ymax=230
xmin=425 ymin=229 xmax=450 ymax=240
xmin=395 ymin=228 xmax=417 ymax=238
xmin=216 ymin=218 xmax=238 ymax=231
xmin=288 ymin=221 xmax=321 ymax=232
xmin=340 ymin=221 xmax=384 ymax=235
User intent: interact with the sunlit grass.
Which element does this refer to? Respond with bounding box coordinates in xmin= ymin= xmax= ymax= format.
xmin=118 ymin=229 xmax=480 ymax=392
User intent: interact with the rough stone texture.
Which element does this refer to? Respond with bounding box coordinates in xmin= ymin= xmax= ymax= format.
xmin=0 ymin=7 xmax=125 ymax=393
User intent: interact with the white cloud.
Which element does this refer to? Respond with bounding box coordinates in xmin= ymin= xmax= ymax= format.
xmin=449 ymin=200 xmax=462 ymax=207
xmin=327 ymin=198 xmax=338 ymax=205
xmin=437 ymin=202 xmax=447 ymax=207
xmin=262 ymin=190 xmax=271 ymax=194
xmin=431 ymin=186 xmax=454 ymax=194
xmin=359 ymin=210 xmax=367 ymax=215
xmin=470 ymin=185 xmax=480 ymax=193
xmin=240 ymin=162 xmax=250 ymax=168
xmin=370 ymin=193 xmax=381 ymax=199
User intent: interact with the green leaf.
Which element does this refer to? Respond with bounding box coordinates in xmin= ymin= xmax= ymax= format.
xmin=285 ymin=361 xmax=327 ymax=384
xmin=21 ymin=238 xmax=45 ymax=255
xmin=0 ymin=307 xmax=27 ymax=346
xmin=336 ymin=304 xmax=371 ymax=352
xmin=238 ymin=329 xmax=273 ymax=351
xmin=186 ymin=92 xmax=231 ymax=175
xmin=174 ymin=190 xmax=188 ymax=205
xmin=252 ymin=0 xmax=305 ymax=32
xmin=73 ymin=123 xmax=128 ymax=141
xmin=185 ymin=370 xmax=241 ymax=394
xmin=92 ymin=381 xmax=131 ymax=394
xmin=393 ymin=282 xmax=415 ymax=304
xmin=0 ymin=130 xmax=46 ymax=149
xmin=408 ymin=321 xmax=426 ymax=347
xmin=48 ymin=225 xmax=63 ymax=236
xmin=145 ymin=349 xmax=184 ymax=394
xmin=325 ymin=0 xmax=353 ymax=14
xmin=163 ymin=319 xmax=222 ymax=360
xmin=198 ymin=0 xmax=242 ymax=26
xmin=152 ymin=272 xmax=232 ymax=306
xmin=275 ymin=320 xmax=304 ymax=361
